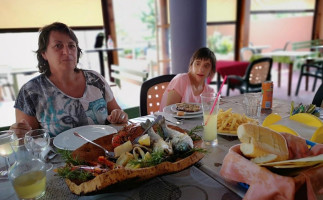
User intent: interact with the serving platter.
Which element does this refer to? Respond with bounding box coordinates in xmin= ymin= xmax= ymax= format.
xmin=63 ymin=125 xmax=205 ymax=195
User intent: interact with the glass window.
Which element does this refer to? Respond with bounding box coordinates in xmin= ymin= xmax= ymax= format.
xmin=249 ymin=0 xmax=315 ymax=52
xmin=207 ymin=0 xmax=237 ymax=22
xmin=207 ymin=24 xmax=235 ymax=60
xmin=0 ymin=0 xmax=103 ymax=29
xmin=251 ymin=0 xmax=315 ymax=11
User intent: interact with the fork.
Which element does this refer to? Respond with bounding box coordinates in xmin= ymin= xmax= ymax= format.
xmin=73 ymin=132 xmax=115 ymax=158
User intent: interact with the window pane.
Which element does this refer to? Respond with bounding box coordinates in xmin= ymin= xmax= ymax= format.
xmin=207 ymin=0 xmax=237 ymax=22
xmin=207 ymin=24 xmax=235 ymax=60
xmin=251 ymin=0 xmax=315 ymax=11
xmin=0 ymin=0 xmax=103 ymax=29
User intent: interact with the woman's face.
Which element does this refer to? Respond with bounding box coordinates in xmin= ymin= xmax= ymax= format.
xmin=41 ymin=31 xmax=77 ymax=74
xmin=189 ymin=58 xmax=212 ymax=82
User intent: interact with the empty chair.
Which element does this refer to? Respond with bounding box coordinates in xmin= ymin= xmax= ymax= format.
xmin=240 ymin=47 xmax=256 ymax=61
xmin=0 ymin=67 xmax=15 ymax=101
xmin=272 ymin=41 xmax=291 ymax=52
xmin=295 ymin=61 xmax=323 ymax=96
xmin=226 ymin=57 xmax=273 ymax=96
xmin=312 ymin=83 xmax=323 ymax=107
xmin=140 ymin=74 xmax=176 ymax=116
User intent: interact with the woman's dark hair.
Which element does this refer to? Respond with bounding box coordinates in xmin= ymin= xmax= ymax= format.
xmin=36 ymin=22 xmax=82 ymax=76
xmin=189 ymin=47 xmax=216 ymax=77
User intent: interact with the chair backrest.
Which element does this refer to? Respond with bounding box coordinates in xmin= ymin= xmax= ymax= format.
xmin=240 ymin=47 xmax=256 ymax=61
xmin=245 ymin=57 xmax=273 ymax=86
xmin=140 ymin=74 xmax=176 ymax=116
xmin=312 ymin=83 xmax=323 ymax=107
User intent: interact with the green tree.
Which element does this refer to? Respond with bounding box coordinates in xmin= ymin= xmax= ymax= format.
xmin=140 ymin=0 xmax=156 ymax=40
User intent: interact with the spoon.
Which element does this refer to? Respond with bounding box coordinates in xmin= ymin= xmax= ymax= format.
xmin=73 ymin=132 xmax=115 ymax=158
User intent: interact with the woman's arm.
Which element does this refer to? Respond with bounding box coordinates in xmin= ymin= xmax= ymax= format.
xmin=165 ymin=89 xmax=182 ymax=107
xmin=106 ymin=97 xmax=128 ymax=124
xmin=10 ymin=109 xmax=39 ymax=138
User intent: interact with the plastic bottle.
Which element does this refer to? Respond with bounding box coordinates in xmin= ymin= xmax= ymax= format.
xmin=107 ymin=35 xmax=114 ymax=49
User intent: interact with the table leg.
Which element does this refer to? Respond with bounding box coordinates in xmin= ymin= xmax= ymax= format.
xmin=278 ymin=63 xmax=281 ymax=87
xmin=12 ymin=74 xmax=19 ymax=97
xmin=305 ymin=65 xmax=309 ymax=91
xmin=288 ymin=63 xmax=293 ymax=96
xmin=98 ymin=51 xmax=105 ymax=77
xmin=217 ymin=73 xmax=221 ymax=92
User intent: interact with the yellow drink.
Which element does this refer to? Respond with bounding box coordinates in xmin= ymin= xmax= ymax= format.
xmin=0 ymin=133 xmax=17 ymax=156
xmin=13 ymin=170 xmax=46 ymax=199
xmin=203 ymin=113 xmax=217 ymax=144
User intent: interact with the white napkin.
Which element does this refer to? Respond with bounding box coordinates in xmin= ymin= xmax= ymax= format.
xmin=154 ymin=111 xmax=179 ymax=124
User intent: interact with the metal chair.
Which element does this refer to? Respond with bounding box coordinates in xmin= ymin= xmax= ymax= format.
xmin=240 ymin=47 xmax=256 ymax=61
xmin=295 ymin=61 xmax=323 ymax=96
xmin=312 ymin=83 xmax=323 ymax=107
xmin=140 ymin=74 xmax=176 ymax=116
xmin=0 ymin=67 xmax=15 ymax=101
xmin=226 ymin=57 xmax=273 ymax=96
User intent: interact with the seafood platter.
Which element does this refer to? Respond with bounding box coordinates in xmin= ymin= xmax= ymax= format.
xmin=56 ymin=116 xmax=205 ymax=195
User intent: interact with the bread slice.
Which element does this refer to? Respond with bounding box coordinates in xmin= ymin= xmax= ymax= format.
xmin=237 ymin=124 xmax=289 ymax=163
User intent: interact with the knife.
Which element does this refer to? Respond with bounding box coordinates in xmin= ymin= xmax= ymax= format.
xmin=133 ymin=115 xmax=163 ymax=143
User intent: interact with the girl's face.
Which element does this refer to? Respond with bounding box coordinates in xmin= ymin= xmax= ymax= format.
xmin=189 ymin=58 xmax=212 ymax=82
xmin=41 ymin=31 xmax=78 ymax=73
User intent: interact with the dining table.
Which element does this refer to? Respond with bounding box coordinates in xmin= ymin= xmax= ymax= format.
xmin=248 ymin=45 xmax=270 ymax=54
xmin=256 ymin=50 xmax=318 ymax=96
xmin=85 ymin=47 xmax=123 ymax=82
xmin=1 ymin=95 xmax=322 ymax=200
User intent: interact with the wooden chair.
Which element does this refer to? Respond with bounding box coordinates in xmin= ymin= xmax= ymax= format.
xmin=140 ymin=74 xmax=176 ymax=116
xmin=226 ymin=57 xmax=273 ymax=96
xmin=295 ymin=61 xmax=323 ymax=96
xmin=312 ymin=83 xmax=323 ymax=107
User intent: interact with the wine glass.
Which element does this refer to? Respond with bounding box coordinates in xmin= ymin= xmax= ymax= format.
xmin=24 ymin=129 xmax=53 ymax=171
xmin=0 ymin=130 xmax=17 ymax=178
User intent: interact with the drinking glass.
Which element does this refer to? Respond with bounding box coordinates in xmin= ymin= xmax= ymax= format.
xmin=243 ymin=92 xmax=262 ymax=120
xmin=9 ymin=138 xmax=46 ymax=200
xmin=24 ymin=129 xmax=52 ymax=171
xmin=0 ymin=130 xmax=17 ymax=178
xmin=201 ymin=92 xmax=220 ymax=146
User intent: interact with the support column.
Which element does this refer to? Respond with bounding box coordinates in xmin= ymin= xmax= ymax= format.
xmin=169 ymin=0 xmax=206 ymax=74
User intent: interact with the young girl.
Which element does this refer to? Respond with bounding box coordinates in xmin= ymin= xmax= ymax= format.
xmin=159 ymin=47 xmax=216 ymax=111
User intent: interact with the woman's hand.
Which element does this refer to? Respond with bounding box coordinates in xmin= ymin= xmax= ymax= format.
xmin=107 ymin=109 xmax=128 ymax=124
xmin=9 ymin=119 xmax=32 ymax=138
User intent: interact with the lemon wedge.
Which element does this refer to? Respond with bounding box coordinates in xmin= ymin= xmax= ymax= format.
xmin=138 ymin=134 xmax=150 ymax=146
xmin=310 ymin=126 xmax=323 ymax=143
xmin=262 ymin=113 xmax=282 ymax=127
xmin=289 ymin=113 xmax=323 ymax=128
xmin=266 ymin=124 xmax=299 ymax=136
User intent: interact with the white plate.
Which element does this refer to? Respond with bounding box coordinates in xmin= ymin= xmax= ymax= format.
xmin=163 ymin=105 xmax=203 ymax=119
xmin=170 ymin=103 xmax=202 ymax=115
xmin=53 ymin=125 xmax=117 ymax=151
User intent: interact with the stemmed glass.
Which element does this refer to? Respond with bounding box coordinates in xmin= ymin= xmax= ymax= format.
xmin=0 ymin=130 xmax=17 ymax=178
xmin=24 ymin=129 xmax=53 ymax=171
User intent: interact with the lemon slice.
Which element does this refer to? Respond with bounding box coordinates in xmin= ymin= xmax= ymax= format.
xmin=310 ymin=126 xmax=323 ymax=143
xmin=262 ymin=113 xmax=282 ymax=127
xmin=289 ymin=113 xmax=323 ymax=128
xmin=266 ymin=124 xmax=299 ymax=136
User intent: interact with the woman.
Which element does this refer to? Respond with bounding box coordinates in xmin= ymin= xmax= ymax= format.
xmin=10 ymin=22 xmax=128 ymax=137
xmin=159 ymin=47 xmax=216 ymax=111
